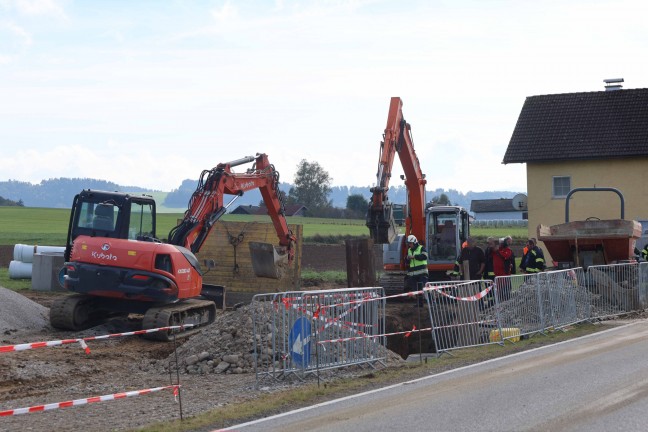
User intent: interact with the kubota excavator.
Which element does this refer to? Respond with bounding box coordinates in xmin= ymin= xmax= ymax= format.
xmin=366 ymin=97 xmax=470 ymax=294
xmin=50 ymin=153 xmax=296 ymax=340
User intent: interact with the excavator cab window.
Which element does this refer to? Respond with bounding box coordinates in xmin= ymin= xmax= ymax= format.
xmin=74 ymin=202 xmax=118 ymax=232
xmin=427 ymin=211 xmax=461 ymax=262
xmin=129 ymin=201 xmax=155 ymax=240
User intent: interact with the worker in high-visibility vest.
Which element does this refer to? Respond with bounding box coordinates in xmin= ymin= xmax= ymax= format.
xmin=404 ymin=234 xmax=428 ymax=293
xmin=641 ymin=244 xmax=648 ymax=261
xmin=520 ymin=238 xmax=546 ymax=273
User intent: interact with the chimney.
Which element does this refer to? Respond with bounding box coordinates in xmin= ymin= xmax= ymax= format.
xmin=604 ymin=78 xmax=624 ymax=91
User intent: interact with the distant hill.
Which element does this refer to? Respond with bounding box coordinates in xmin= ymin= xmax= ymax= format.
xmin=0 ymin=178 xmax=522 ymax=212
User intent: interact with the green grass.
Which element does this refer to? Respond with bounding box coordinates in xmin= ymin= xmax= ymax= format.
xmin=0 ymin=206 xmax=529 ymax=247
xmin=0 ymin=268 xmax=31 ymax=291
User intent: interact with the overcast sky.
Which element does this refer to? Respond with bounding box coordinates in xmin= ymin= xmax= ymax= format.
xmin=1 ymin=0 xmax=646 ymax=193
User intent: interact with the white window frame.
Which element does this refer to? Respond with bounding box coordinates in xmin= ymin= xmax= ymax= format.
xmin=552 ymin=176 xmax=571 ymax=198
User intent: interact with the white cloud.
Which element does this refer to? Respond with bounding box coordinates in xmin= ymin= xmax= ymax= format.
xmin=10 ymin=0 xmax=67 ymax=19
xmin=1 ymin=0 xmax=647 ymax=195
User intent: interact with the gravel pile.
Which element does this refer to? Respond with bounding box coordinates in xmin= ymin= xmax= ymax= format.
xmin=153 ymin=301 xmax=402 ymax=376
xmin=0 ymin=286 xmax=50 ymax=335
xmin=482 ymin=279 xmax=595 ymax=333
xmin=154 ymin=304 xmax=258 ymax=375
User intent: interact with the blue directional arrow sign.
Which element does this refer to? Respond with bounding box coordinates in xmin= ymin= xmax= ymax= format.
xmin=289 ymin=317 xmax=312 ymax=368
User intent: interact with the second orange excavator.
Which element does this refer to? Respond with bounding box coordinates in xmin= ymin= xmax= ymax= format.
xmin=366 ymin=97 xmax=470 ymax=293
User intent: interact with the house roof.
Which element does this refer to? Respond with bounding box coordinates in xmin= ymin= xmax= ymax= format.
xmin=231 ymin=205 xmax=260 ymax=214
xmin=233 ymin=204 xmax=308 ymax=216
xmin=251 ymin=204 xmax=307 ymax=216
xmin=503 ymin=88 xmax=648 ymax=164
xmin=471 ymin=199 xmax=517 ymax=213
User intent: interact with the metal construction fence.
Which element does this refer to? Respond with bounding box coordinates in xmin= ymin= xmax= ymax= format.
xmin=252 ymin=287 xmax=386 ymax=384
xmin=425 ymin=262 xmax=648 ymax=355
xmin=252 ymin=262 xmax=648 ymax=382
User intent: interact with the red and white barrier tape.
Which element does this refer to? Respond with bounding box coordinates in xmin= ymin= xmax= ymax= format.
xmin=271 ymin=281 xmax=494 ymax=348
xmin=0 ymin=324 xmax=195 ymax=355
xmin=433 ymin=284 xmax=493 ymax=301
xmin=317 ymin=325 xmax=433 ymax=345
xmin=0 ymin=385 xmax=180 ymax=417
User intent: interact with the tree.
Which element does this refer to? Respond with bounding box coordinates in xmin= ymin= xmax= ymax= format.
xmin=288 ymin=160 xmax=332 ymax=214
xmin=431 ymin=193 xmax=452 ymax=206
xmin=346 ymin=194 xmax=368 ymax=218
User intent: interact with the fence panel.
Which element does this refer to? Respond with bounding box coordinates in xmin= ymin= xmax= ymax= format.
xmin=491 ymin=273 xmax=545 ymax=338
xmin=425 ymin=280 xmax=499 ymax=353
xmin=306 ymin=287 xmax=385 ymax=372
xmin=253 ymin=288 xmax=386 ymax=385
xmin=640 ymin=262 xmax=648 ymax=309
xmin=587 ymin=263 xmax=640 ymax=318
xmin=540 ymin=267 xmax=589 ymax=329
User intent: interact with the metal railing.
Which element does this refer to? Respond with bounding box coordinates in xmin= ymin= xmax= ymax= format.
xmin=253 ymin=262 xmax=648 ymax=381
xmin=587 ymin=263 xmax=640 ymax=318
xmin=424 ymin=280 xmax=501 ymax=353
xmin=253 ymin=287 xmax=386 ymax=385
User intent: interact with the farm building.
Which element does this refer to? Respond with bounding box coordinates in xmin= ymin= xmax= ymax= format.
xmin=470 ymin=198 xmax=526 ymax=221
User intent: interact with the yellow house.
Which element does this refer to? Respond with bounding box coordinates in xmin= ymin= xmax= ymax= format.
xmin=503 ymin=86 xmax=648 ymax=263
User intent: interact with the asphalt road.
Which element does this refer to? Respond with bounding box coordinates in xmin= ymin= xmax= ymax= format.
xmin=223 ymin=320 xmax=648 ymax=432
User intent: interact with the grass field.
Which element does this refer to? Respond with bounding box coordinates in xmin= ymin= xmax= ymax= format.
xmin=0 ymin=206 xmax=528 ymax=246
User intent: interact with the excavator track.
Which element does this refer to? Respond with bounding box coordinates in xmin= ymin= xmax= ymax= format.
xmin=141 ymin=299 xmax=217 ymax=341
xmin=379 ymin=272 xmax=407 ymax=296
xmin=49 ymin=294 xmax=114 ymax=331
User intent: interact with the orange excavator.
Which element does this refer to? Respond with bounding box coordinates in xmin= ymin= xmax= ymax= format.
xmin=366 ymin=97 xmax=470 ymax=294
xmin=50 ymin=153 xmax=296 ymax=339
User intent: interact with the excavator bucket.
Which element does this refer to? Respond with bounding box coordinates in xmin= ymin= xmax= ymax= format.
xmin=366 ymin=204 xmax=398 ymax=244
xmin=249 ymin=241 xmax=288 ymax=279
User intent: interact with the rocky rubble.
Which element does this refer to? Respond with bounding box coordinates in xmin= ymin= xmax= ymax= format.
xmin=151 ymin=304 xmax=259 ymax=375
xmin=150 ymin=301 xmax=403 ymax=376
xmin=481 ymin=275 xmax=638 ymax=334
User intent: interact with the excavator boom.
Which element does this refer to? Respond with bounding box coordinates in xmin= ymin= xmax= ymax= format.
xmin=168 ymin=153 xmax=296 ymax=277
xmin=367 ymin=97 xmax=427 ymax=244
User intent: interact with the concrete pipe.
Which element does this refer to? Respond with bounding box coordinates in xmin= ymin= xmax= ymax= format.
xmin=9 ymin=260 xmax=32 ymax=279
xmin=13 ymin=244 xmax=65 ymax=263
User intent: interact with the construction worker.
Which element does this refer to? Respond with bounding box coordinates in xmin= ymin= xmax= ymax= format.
xmin=483 ymin=237 xmax=497 ymax=281
xmin=404 ymin=234 xmax=429 ymax=294
xmin=520 ymin=238 xmax=546 ymax=273
xmin=454 ymin=237 xmax=485 ymax=280
xmin=641 ymin=243 xmax=648 ymax=261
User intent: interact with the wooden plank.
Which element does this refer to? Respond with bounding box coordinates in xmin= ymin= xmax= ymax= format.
xmin=196 ymin=221 xmax=302 ymax=306
xmin=346 ymin=238 xmax=376 ymax=287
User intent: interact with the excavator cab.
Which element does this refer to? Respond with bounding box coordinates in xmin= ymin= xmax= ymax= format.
xmin=65 ymin=190 xmax=157 ymax=261
xmin=426 ymin=206 xmax=469 ymax=264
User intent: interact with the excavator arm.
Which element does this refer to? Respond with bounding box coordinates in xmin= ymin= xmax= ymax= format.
xmin=367 ymin=97 xmax=427 ymax=244
xmin=168 ymin=153 xmax=296 ymax=272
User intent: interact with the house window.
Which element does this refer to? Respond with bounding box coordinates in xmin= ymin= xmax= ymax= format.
xmin=553 ymin=176 xmax=571 ymax=198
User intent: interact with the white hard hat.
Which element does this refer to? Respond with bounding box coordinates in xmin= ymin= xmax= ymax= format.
xmin=407 ymin=235 xmax=417 ymax=243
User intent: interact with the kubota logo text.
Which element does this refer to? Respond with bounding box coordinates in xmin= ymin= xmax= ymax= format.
xmin=91 ymin=251 xmax=118 ymax=261
xmin=237 ymin=181 xmax=256 ymax=189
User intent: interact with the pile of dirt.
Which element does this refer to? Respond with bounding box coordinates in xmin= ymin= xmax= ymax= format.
xmin=153 ymin=302 xmax=403 ymax=376
xmin=0 ymin=287 xmax=50 ymax=336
